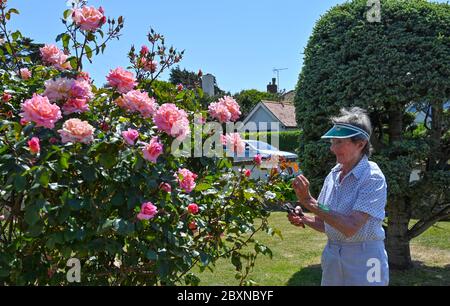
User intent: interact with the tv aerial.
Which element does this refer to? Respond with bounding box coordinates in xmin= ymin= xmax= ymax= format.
xmin=272 ymin=68 xmax=288 ymax=92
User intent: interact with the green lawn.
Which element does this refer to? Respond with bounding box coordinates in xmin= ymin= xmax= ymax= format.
xmin=196 ymin=212 xmax=450 ymax=286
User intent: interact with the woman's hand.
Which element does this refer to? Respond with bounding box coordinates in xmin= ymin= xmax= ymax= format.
xmin=292 ymin=175 xmax=312 ymax=204
xmin=287 ymin=206 xmax=305 ymax=228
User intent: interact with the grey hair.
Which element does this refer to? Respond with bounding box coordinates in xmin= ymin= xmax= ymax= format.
xmin=330 ymin=107 xmax=373 ymax=157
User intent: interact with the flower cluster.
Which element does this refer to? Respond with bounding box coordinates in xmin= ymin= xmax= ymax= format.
xmin=208 ymin=96 xmax=241 ymax=123
xmin=40 ymin=44 xmax=72 ymax=70
xmin=153 ymin=103 xmax=190 ymax=141
xmin=176 ymin=168 xmax=198 ymax=193
xmin=115 ymin=90 xmax=157 ymax=118
xmin=107 ymin=67 xmax=137 ymax=94
xmin=72 ymin=6 xmax=106 ymax=32
xmin=43 ymin=76 xmax=94 ymax=115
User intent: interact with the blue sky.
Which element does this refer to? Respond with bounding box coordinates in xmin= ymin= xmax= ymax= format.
xmin=7 ymin=0 xmax=449 ymax=94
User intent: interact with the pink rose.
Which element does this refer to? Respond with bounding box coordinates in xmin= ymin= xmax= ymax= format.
xmin=58 ymin=118 xmax=95 ymax=144
xmin=177 ymin=83 xmax=184 ymax=92
xmin=107 ymin=67 xmax=137 ymax=94
xmin=72 ymin=6 xmax=106 ymax=31
xmin=176 ymin=168 xmax=197 ymax=193
xmin=159 ymin=182 xmax=172 ymax=193
xmin=221 ymin=133 xmax=245 ymax=155
xmin=115 ymin=90 xmax=157 ymax=118
xmin=40 ymin=44 xmax=71 ymax=70
xmin=20 ymin=68 xmax=31 ymax=80
xmin=187 ymin=203 xmax=199 ymax=215
xmin=142 ymin=137 xmax=163 ymax=163
xmin=139 ymin=58 xmax=157 ymax=73
xmin=208 ymin=96 xmax=241 ymax=123
xmin=43 ymin=77 xmax=73 ymax=102
xmin=2 ymin=92 xmax=12 ymax=102
xmin=77 ymin=71 xmax=91 ymax=82
xmin=254 ymin=154 xmax=262 ymax=166
xmin=122 ymin=128 xmax=139 ymax=145
xmin=153 ymin=103 xmax=190 ymax=141
xmin=28 ymin=137 xmax=40 ymax=154
xmin=140 ymin=45 xmax=149 ymax=56
xmin=20 ymin=118 xmax=28 ymax=126
xmin=62 ymin=98 xmax=89 ymax=115
xmin=49 ymin=137 xmax=59 ymax=144
xmin=188 ymin=221 xmax=197 ymax=231
xmin=244 ymin=169 xmax=251 ymax=177
xmin=20 ymin=94 xmax=62 ymax=129
xmin=137 ymin=202 xmax=158 ymax=220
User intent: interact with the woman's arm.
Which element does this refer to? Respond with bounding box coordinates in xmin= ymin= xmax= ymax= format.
xmin=303 ymin=198 xmax=369 ymax=237
xmin=288 ymin=211 xmax=325 ymax=233
xmin=292 ymin=175 xmax=370 ymax=238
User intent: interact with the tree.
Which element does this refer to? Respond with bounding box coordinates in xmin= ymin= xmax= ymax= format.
xmin=295 ymin=0 xmax=449 ymax=269
xmin=169 ymin=66 xmax=201 ymax=89
xmin=233 ymin=89 xmax=279 ymax=119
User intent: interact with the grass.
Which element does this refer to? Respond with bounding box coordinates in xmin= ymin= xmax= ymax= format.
xmin=196 ymin=212 xmax=450 ymax=286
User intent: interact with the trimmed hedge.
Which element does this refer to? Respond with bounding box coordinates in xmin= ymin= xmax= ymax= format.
xmin=242 ymin=130 xmax=302 ymax=153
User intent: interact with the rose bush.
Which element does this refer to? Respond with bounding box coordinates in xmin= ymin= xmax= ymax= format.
xmin=0 ymin=0 xmax=292 ymax=285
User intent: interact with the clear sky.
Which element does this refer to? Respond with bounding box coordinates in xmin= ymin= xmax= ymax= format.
xmin=7 ymin=0 xmax=449 ymax=94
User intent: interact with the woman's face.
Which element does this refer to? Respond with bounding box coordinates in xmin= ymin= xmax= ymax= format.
xmin=329 ymin=138 xmax=364 ymax=165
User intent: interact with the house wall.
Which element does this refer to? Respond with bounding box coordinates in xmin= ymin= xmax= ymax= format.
xmin=242 ymin=107 xmax=285 ymax=132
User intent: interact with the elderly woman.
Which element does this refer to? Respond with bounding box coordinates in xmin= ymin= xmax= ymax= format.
xmin=288 ymin=107 xmax=389 ymax=286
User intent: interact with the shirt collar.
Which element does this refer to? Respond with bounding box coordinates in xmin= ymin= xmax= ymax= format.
xmin=331 ymin=155 xmax=368 ymax=179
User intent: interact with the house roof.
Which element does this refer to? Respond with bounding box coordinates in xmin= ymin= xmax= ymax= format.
xmin=261 ymin=100 xmax=297 ymax=128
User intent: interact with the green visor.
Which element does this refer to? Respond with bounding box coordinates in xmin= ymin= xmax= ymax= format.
xmin=321 ymin=123 xmax=370 ymax=140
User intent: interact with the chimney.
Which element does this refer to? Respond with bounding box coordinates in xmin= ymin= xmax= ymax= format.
xmin=201 ymin=74 xmax=215 ymax=97
xmin=267 ymin=78 xmax=277 ymax=94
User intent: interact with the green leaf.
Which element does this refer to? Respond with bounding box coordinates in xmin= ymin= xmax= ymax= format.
xmin=84 ymin=45 xmax=93 ymax=60
xmin=111 ymin=193 xmax=125 ymax=207
xmin=99 ymin=152 xmax=117 ymax=169
xmin=63 ymin=9 xmax=72 ymax=20
xmin=59 ymin=152 xmax=70 ymax=169
xmin=11 ymin=31 xmax=22 ymax=42
xmin=13 ymin=174 xmax=27 ymax=192
xmin=62 ymin=34 xmax=71 ymax=50
xmin=112 ymin=219 xmax=135 ymax=236
xmin=68 ymin=199 xmax=83 ymax=211
xmin=146 ymin=249 xmax=158 ymax=260
xmin=195 ymin=183 xmax=212 ymax=192
xmin=38 ymin=170 xmax=50 ymax=188
xmin=24 ymin=205 xmax=40 ymax=226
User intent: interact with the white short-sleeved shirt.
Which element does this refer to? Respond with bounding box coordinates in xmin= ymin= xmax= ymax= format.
xmin=317 ymin=156 xmax=387 ymax=242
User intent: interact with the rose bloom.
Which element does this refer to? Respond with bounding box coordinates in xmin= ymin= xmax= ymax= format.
xmin=176 ymin=83 xmax=184 ymax=92
xmin=208 ymin=96 xmax=241 ymax=123
xmin=62 ymin=98 xmax=89 ymax=115
xmin=187 ymin=203 xmax=199 ymax=215
xmin=121 ymin=128 xmax=139 ymax=145
xmin=153 ymin=103 xmax=190 ymax=141
xmin=221 ymin=133 xmax=245 ymax=155
xmin=28 ymin=137 xmax=40 ymax=154
xmin=70 ymin=79 xmax=94 ymax=101
xmin=106 ymin=67 xmax=137 ymax=94
xmin=137 ymin=202 xmax=158 ymax=220
xmin=159 ymin=182 xmax=172 ymax=193
xmin=40 ymin=44 xmax=71 ymax=70
xmin=20 ymin=118 xmax=28 ymax=126
xmin=254 ymin=154 xmax=263 ymax=166
xmin=139 ymin=58 xmax=158 ymax=73
xmin=208 ymin=101 xmax=231 ymax=123
xmin=20 ymin=68 xmax=32 ymax=80
xmin=58 ymin=118 xmax=95 ymax=144
xmin=142 ymin=137 xmax=163 ymax=163
xmin=116 ymin=90 xmax=157 ymax=118
xmin=43 ymin=77 xmax=74 ymax=102
xmin=20 ymin=94 xmax=62 ymax=129
xmin=72 ymin=6 xmax=106 ymax=31
xmin=244 ymin=169 xmax=251 ymax=177
xmin=176 ymin=168 xmax=197 ymax=193
xmin=2 ymin=92 xmax=12 ymax=102
xmin=140 ymin=45 xmax=149 ymax=56
xmin=188 ymin=221 xmax=197 ymax=231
